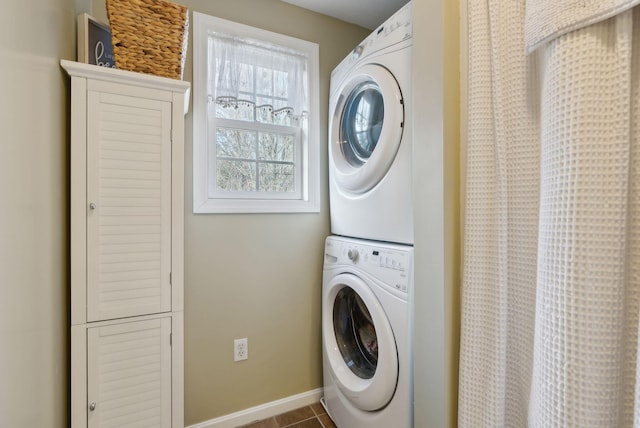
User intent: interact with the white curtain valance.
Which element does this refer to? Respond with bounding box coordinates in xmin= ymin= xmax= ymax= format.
xmin=207 ymin=32 xmax=309 ymax=119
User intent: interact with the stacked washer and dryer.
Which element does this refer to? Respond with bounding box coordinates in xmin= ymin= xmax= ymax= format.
xmin=322 ymin=3 xmax=414 ymax=428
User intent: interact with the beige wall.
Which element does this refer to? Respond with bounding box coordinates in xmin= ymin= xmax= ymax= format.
xmin=0 ymin=1 xmax=80 ymax=427
xmin=183 ymin=4 xmax=366 ymax=424
xmin=92 ymin=0 xmax=369 ymax=424
xmin=184 ymin=6 xmax=366 ymax=424
xmin=412 ymin=0 xmax=460 ymax=426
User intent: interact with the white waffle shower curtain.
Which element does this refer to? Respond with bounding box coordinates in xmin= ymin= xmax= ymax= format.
xmin=459 ymin=1 xmax=640 ymax=426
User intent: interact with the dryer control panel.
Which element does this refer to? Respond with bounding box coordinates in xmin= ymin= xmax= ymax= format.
xmin=324 ymin=236 xmax=413 ymax=295
xmin=329 ymin=2 xmax=412 ymax=87
xmin=361 ymin=2 xmax=412 ymax=56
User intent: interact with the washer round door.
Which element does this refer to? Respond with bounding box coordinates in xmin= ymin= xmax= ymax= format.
xmin=329 ymin=64 xmax=404 ymax=194
xmin=323 ymin=273 xmax=398 ymax=411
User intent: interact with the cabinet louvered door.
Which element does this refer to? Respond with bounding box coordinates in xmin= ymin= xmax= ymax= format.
xmin=87 ymin=317 xmax=172 ymax=428
xmin=86 ymin=91 xmax=172 ymax=322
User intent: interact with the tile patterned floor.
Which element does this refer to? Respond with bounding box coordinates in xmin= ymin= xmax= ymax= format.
xmin=237 ymin=402 xmax=337 ymax=428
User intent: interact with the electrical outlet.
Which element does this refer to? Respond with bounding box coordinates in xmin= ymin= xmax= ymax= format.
xmin=234 ymin=338 xmax=248 ymax=362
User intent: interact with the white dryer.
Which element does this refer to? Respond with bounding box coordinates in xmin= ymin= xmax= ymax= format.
xmin=328 ymin=2 xmax=413 ymax=245
xmin=322 ymin=235 xmax=413 ymax=428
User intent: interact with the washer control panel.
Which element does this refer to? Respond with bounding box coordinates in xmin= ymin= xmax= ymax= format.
xmin=324 ymin=237 xmax=413 ymax=295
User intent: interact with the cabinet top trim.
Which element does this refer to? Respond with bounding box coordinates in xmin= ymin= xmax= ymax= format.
xmin=61 ymin=60 xmax=190 ymax=94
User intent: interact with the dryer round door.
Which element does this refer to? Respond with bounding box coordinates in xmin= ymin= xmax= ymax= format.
xmin=329 ymin=63 xmax=404 ymax=194
xmin=323 ymin=273 xmax=398 ymax=411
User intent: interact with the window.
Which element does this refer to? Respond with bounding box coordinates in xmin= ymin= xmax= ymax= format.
xmin=193 ymin=12 xmax=320 ymax=213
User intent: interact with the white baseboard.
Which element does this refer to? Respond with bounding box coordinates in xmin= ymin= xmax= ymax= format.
xmin=186 ymin=388 xmax=324 ymax=428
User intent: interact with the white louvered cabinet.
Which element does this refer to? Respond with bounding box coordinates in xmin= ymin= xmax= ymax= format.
xmin=63 ymin=60 xmax=188 ymax=428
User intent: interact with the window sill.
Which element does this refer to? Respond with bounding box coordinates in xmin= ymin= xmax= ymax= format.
xmin=193 ymin=197 xmax=320 ymax=214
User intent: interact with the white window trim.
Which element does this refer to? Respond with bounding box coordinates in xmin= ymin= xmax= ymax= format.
xmin=192 ymin=12 xmax=320 ymax=214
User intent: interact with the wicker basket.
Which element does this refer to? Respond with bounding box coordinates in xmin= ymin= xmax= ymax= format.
xmin=106 ymin=0 xmax=189 ymax=79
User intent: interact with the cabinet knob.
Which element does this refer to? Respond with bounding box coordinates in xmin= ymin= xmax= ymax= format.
xmin=89 ymin=402 xmax=97 ymax=411
xmin=89 ymin=203 xmax=97 ymax=210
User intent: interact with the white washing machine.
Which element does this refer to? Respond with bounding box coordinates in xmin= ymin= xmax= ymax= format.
xmin=328 ymin=2 xmax=413 ymax=245
xmin=322 ymin=235 xmax=413 ymax=428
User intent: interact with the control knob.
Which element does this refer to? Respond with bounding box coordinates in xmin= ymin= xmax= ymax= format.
xmin=347 ymin=249 xmax=359 ymax=262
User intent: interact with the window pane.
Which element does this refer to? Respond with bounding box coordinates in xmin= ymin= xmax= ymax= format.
xmin=216 ymin=128 xmax=256 ymax=159
xmin=259 ymin=133 xmax=294 ymax=162
xmin=256 ymin=67 xmax=273 ymax=96
xmin=273 ymin=99 xmax=289 ymax=110
xmin=274 ymin=70 xmax=288 ymax=98
xmin=255 ymin=104 xmax=273 ymax=124
xmin=237 ymin=101 xmax=256 ymax=121
xmin=215 ymin=103 xmax=237 ymax=120
xmin=217 ymin=160 xmax=257 ymax=191
xmin=273 ymin=99 xmax=292 ymax=126
xmin=272 ymin=113 xmax=291 ymax=126
xmin=216 ymin=99 xmax=255 ymax=121
xmin=256 ymin=96 xmax=273 ymax=107
xmin=259 ymin=163 xmax=295 ymax=192
xmin=238 ymin=63 xmax=254 ymax=92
